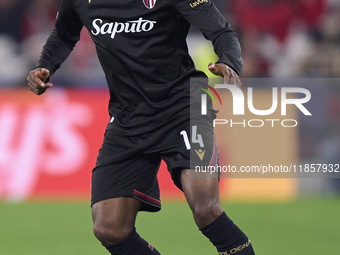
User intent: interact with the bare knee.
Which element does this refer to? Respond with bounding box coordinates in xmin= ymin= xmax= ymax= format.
xmin=91 ymin=198 xmax=140 ymax=246
xmin=191 ymin=201 xmax=223 ymax=229
xmin=93 ymin=220 xmax=133 ymax=246
xmin=180 ymin=170 xmax=223 ymax=228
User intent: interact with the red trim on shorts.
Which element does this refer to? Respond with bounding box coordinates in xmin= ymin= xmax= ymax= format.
xmin=133 ymin=190 xmax=161 ymax=208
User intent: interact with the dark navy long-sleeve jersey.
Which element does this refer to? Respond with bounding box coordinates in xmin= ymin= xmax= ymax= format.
xmin=37 ymin=0 xmax=242 ymax=134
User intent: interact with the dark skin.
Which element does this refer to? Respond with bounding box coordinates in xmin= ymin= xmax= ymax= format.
xmin=92 ymin=170 xmax=222 ymax=246
xmin=27 ymin=63 xmax=242 ymax=246
xmin=27 ymin=68 xmax=52 ymax=95
xmin=208 ymin=62 xmax=242 ymax=88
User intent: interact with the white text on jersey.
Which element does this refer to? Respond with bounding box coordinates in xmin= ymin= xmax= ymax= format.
xmin=91 ymin=18 xmax=157 ymax=39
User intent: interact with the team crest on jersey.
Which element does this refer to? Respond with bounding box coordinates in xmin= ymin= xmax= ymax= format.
xmin=142 ymin=0 xmax=157 ymax=9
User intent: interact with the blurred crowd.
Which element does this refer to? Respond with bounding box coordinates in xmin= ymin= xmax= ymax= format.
xmin=0 ymin=0 xmax=101 ymax=87
xmin=227 ymin=0 xmax=340 ymax=78
xmin=1 ymin=0 xmax=340 ymax=86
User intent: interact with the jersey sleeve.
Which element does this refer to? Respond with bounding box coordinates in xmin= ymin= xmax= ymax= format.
xmin=173 ymin=0 xmax=243 ymax=75
xmin=36 ymin=0 xmax=83 ymax=76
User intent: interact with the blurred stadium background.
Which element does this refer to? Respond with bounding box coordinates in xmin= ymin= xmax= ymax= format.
xmin=1 ymin=0 xmax=340 ymax=254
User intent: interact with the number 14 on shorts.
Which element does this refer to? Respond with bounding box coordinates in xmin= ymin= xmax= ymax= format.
xmin=180 ymin=125 xmax=204 ymax=150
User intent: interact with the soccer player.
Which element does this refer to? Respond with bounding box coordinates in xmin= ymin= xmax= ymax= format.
xmin=27 ymin=0 xmax=255 ymax=254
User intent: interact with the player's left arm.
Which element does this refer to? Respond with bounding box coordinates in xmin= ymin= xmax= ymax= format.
xmin=173 ymin=0 xmax=242 ymax=87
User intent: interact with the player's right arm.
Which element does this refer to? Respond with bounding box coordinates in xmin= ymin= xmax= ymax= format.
xmin=27 ymin=0 xmax=83 ymax=95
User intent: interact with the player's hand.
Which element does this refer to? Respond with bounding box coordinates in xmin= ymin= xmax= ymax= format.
xmin=27 ymin=68 xmax=53 ymax=95
xmin=208 ymin=62 xmax=242 ymax=88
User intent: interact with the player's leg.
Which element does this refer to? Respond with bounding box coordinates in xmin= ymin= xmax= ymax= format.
xmin=180 ymin=169 xmax=222 ymax=228
xmin=91 ymin=128 xmax=162 ymax=254
xmin=92 ymin=197 xmax=140 ymax=245
xmin=92 ymin=197 xmax=161 ymax=254
xmin=181 ymin=169 xmax=255 ymax=255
